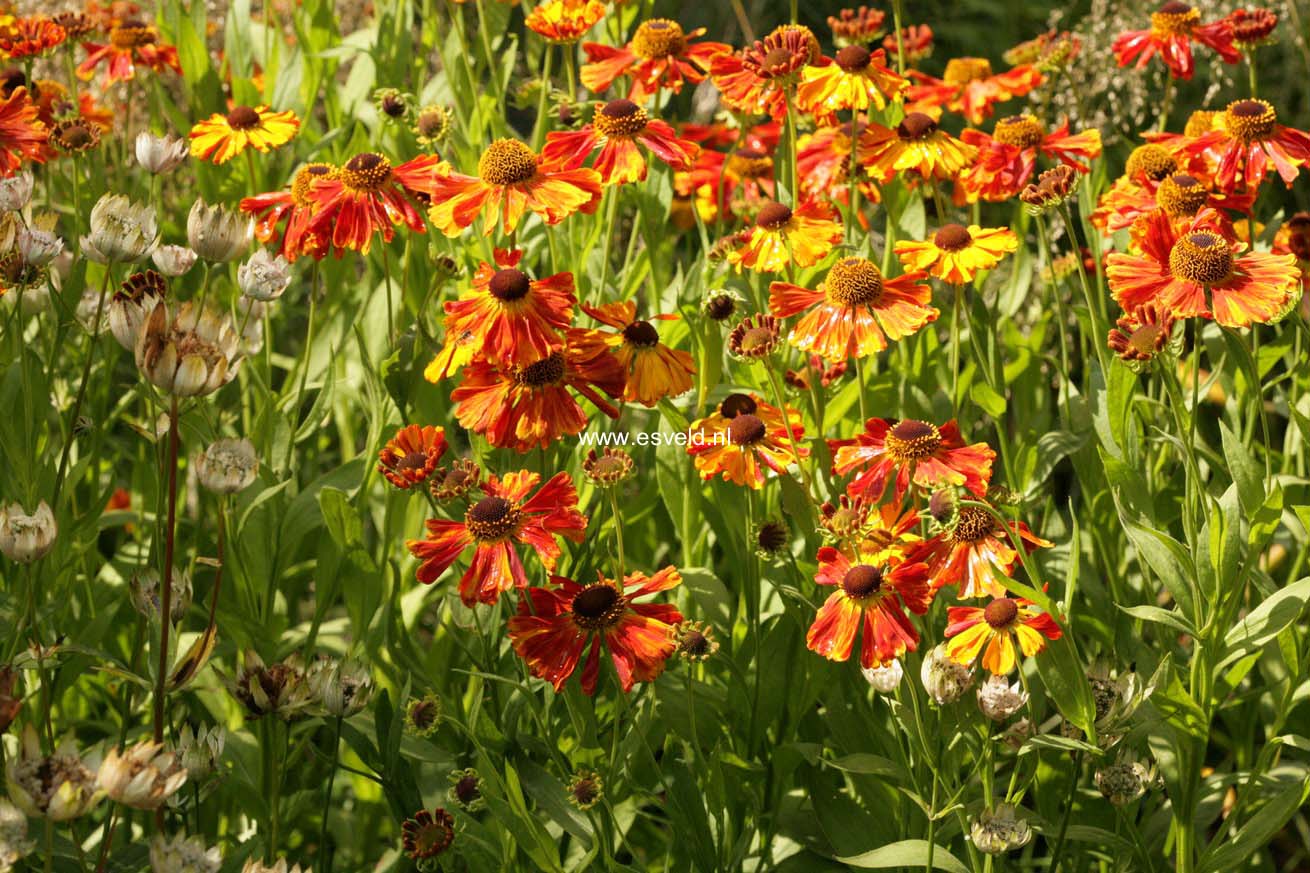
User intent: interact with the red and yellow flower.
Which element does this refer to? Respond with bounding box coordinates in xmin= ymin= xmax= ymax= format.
xmin=542 ymin=99 xmax=699 ymax=186
xmin=188 ymin=104 xmax=299 ymax=165
xmin=304 ymin=152 xmax=442 ymax=254
xmin=240 ymin=163 xmax=339 ymax=261
xmin=0 ymin=87 xmax=47 ymax=176
xmin=797 ymin=45 xmax=906 ymax=119
xmin=957 ymin=114 xmax=1102 ymax=203
xmin=581 ymin=19 xmax=730 ymax=101
xmin=406 ymin=470 xmax=587 ymax=605
xmin=895 ymin=223 xmax=1019 ymax=284
xmin=1188 ymin=98 xmax=1310 ymax=191
xmin=1107 ymin=209 xmax=1299 ymax=327
xmin=805 ymin=543 xmax=933 ymax=669
xmin=581 ymin=301 xmax=695 ymax=407
xmin=710 ymin=24 xmax=821 ymax=121
xmin=687 ymin=392 xmax=807 ymax=489
xmin=944 ymin=595 xmax=1062 ymax=675
xmin=859 ymin=112 xmax=977 ymax=184
xmin=905 ymin=57 xmax=1042 ymax=125
xmin=525 ymin=0 xmax=605 ymax=44
xmin=427 ymin=138 xmax=602 ymax=237
xmin=1111 ymin=1 xmax=1240 ymax=80
xmin=377 ymin=425 xmax=448 ymax=490
xmin=77 ymin=19 xmax=181 ymax=86
xmin=509 ymin=567 xmax=684 ymax=695
xmin=768 ymin=255 xmax=937 ymax=361
xmin=919 ymin=504 xmax=1051 ymax=599
xmin=726 ymin=199 xmax=843 ymax=273
xmin=830 ymin=418 xmax=995 ymax=502
xmin=0 ymin=17 xmax=68 ymax=59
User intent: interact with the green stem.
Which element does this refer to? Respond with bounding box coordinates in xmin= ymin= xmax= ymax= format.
xmin=153 ymin=396 xmax=181 ymax=749
xmin=317 ymin=716 xmax=343 ymax=872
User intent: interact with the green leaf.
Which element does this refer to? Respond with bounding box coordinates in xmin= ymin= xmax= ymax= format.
xmin=1197 ymin=780 xmax=1310 ymax=873
xmin=822 ymin=753 xmax=905 ymax=779
xmin=1219 ymin=577 xmax=1310 ymax=670
xmin=969 ymin=381 xmax=1007 ymax=418
xmin=1117 ymin=604 xmax=1197 ymax=637
xmin=1219 ymin=422 xmax=1264 ymax=514
xmin=838 ymin=839 xmax=970 ymax=873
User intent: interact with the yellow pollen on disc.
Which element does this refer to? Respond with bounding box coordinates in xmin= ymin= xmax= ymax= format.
xmin=478 ymin=139 xmax=539 ymax=186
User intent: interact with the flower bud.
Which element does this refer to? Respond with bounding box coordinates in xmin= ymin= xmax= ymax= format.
xmin=309 ymin=657 xmax=374 ymax=718
xmin=135 ymin=131 xmax=190 ymax=174
xmin=195 ymin=438 xmax=259 ymax=494
xmin=98 ymin=741 xmax=187 ymax=810
xmin=970 ymin=803 xmax=1033 ymax=854
xmin=149 ymin=833 xmax=222 ymax=873
xmin=0 ymin=171 xmax=33 ymax=210
xmin=862 ymin=658 xmax=904 ymax=693
xmin=5 ymin=724 xmax=101 ymax=820
xmin=16 ymin=226 xmax=63 ymax=266
xmin=110 ymin=270 xmax=168 ymax=351
xmin=85 ymin=194 xmax=159 ymax=263
xmin=237 ymin=248 xmax=293 ymax=301
xmin=135 ymin=301 xmax=242 ymax=397
xmin=129 ymin=566 xmax=193 ymax=623
xmin=151 ymin=244 xmax=198 ymax=277
xmin=0 ymin=796 xmax=35 ymax=869
xmin=187 ymin=200 xmax=252 ymax=263
xmin=976 ymin=675 xmax=1027 ymax=721
xmin=0 ymin=501 xmax=57 ymax=563
xmin=241 ymin=858 xmax=306 ymax=873
xmin=174 ymin=723 xmax=226 ymax=780
xmin=1095 ymin=754 xmax=1155 ymax=806
xmin=920 ymin=643 xmax=973 ymax=705
xmin=231 ymin=651 xmax=313 ymax=720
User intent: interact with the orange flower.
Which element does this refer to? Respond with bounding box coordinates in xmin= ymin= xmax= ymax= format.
xmin=885 ymin=25 xmax=934 ymax=65
xmin=406 ymin=470 xmax=588 ymax=605
xmin=768 ymin=255 xmax=937 ymax=361
xmin=1107 ymin=303 xmax=1178 ymax=363
xmin=77 ymin=19 xmax=181 ymax=86
xmin=859 ymin=111 xmax=977 ymax=183
xmin=427 ymin=138 xmax=602 ymax=237
xmin=582 ymin=301 xmax=695 ymax=407
xmin=1189 ymin=98 xmax=1310 ymax=191
xmin=805 ymin=543 xmax=933 ymax=669
xmin=451 ymin=329 xmax=625 ymax=451
xmin=525 ymin=0 xmax=605 ymax=44
xmin=797 ymin=45 xmax=906 ymax=118
xmin=581 ymin=19 xmax=730 ymax=101
xmin=944 ymin=595 xmax=1061 ymax=675
xmin=1091 ymin=168 xmax=1252 ymax=234
xmin=678 ymin=140 xmax=777 ymax=223
xmin=1106 ymin=209 xmax=1298 ymax=327
xmin=894 ymin=223 xmax=1018 ymax=284
xmin=377 ymin=425 xmax=448 ymax=490
xmin=905 ymin=57 xmax=1042 ymax=125
xmin=796 ymin=123 xmax=882 ymax=205
xmin=0 ymin=87 xmax=47 ymax=176
xmin=686 ymin=392 xmax=807 ymax=489
xmin=509 ymin=567 xmax=684 ymax=695
xmin=239 ymin=163 xmax=339 ymax=261
xmin=427 ymin=249 xmax=576 ymax=379
xmin=830 ymin=418 xmax=995 ymax=502
xmin=542 ymin=99 xmax=699 ymax=186
xmin=957 ymin=114 xmax=1102 ymax=203
xmin=710 ymin=24 xmax=821 ymax=121
xmin=726 ymin=199 xmax=843 ymax=273
xmin=304 ymin=152 xmax=443 ymax=255
xmin=188 ymin=104 xmax=299 ymax=164
xmin=1112 ymin=1 xmax=1239 ymax=80
xmin=0 ymin=17 xmax=68 ymax=58
xmin=919 ymin=504 xmax=1051 ymax=599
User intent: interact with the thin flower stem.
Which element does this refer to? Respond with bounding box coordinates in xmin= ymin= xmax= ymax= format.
xmin=532 ymin=46 xmax=555 ymax=150
xmin=608 ymin=486 xmax=626 ymax=581
xmin=763 ymin=364 xmax=817 ymax=506
xmin=891 ymin=0 xmax=907 ymax=73
xmin=52 ymin=265 xmax=115 ymax=508
xmin=854 ymin=351 xmax=869 ymax=422
xmin=950 ymin=283 xmax=962 ymax=411
xmin=317 ymin=715 xmax=344 ymax=873
xmin=153 ymin=395 xmax=181 ymax=749
xmin=1047 ymin=750 xmax=1083 ymax=873
xmin=1158 ymin=74 xmax=1174 ymax=132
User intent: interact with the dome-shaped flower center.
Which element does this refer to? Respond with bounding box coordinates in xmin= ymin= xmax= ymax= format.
xmin=478 ymin=139 xmax=538 ymax=186
xmin=934 ymin=223 xmax=973 ymax=252
xmin=826 ymin=257 xmax=884 ymax=307
xmin=110 ymin=22 xmax=154 ymax=49
xmin=622 ymin=319 xmax=660 ymax=347
xmin=488 ymin=268 xmax=532 ymax=301
xmin=1284 ymin=212 xmax=1310 ymax=260
xmin=632 ymin=19 xmax=686 ymax=59
xmin=397 ymin=450 xmax=429 ymax=471
xmin=341 ymin=152 xmax=393 ymax=192
xmin=949 ymin=506 xmax=997 ymax=543
xmin=720 ymin=393 xmax=758 ymax=418
xmin=885 ymin=419 xmax=942 ymax=461
xmin=841 ymin=564 xmax=884 ymax=599
xmin=943 ymin=57 xmax=992 ymax=85
xmin=897 ymin=112 xmax=938 ymax=141
xmin=117 ymin=270 xmax=167 ymax=303
xmin=727 ymin=148 xmax=774 ymax=179
xmin=1157 ymin=173 xmax=1207 ymax=217
xmin=983 ymin=597 xmax=1020 ymax=628
xmin=416 ymin=106 xmax=451 ymax=140
xmin=744 ymin=25 xmax=819 ymax=79
xmin=993 ymin=115 xmax=1045 ymax=149
xmin=756 ymin=521 xmax=788 ymax=552
xmin=1151 ymin=1 xmax=1199 ymax=35
xmin=571 ymin=584 xmax=625 ymax=629
xmin=1169 ymin=231 xmax=1233 ymax=285
xmin=835 ymin=44 xmax=872 ymax=73
xmin=454 ymin=773 xmax=480 ymax=804
xmin=53 ymin=120 xmax=96 ymax=151
xmin=1224 ymin=98 xmax=1277 ymax=143
xmin=1126 ymin=144 xmax=1178 ymax=181
xmin=291 ymin=163 xmax=338 ymax=206
xmin=226 ymin=105 xmax=261 ymax=130
xmin=513 ymin=351 xmax=567 ymax=387
xmin=1128 ymin=323 xmax=1166 ymax=356
xmin=465 ymin=495 xmax=519 ymax=541
xmin=727 ymin=413 xmax=767 ymax=446
xmin=594 ymin=99 xmax=650 ymax=138
xmin=755 ymin=201 xmax=793 ymax=230
xmin=1183 ymin=110 xmax=1218 ymax=138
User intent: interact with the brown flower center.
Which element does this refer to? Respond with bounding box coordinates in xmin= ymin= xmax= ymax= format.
xmin=885 ymin=419 xmax=942 ymax=461
xmin=397 ymin=450 xmax=429 ymax=471
xmin=488 ymin=268 xmax=531 ymax=301
xmin=934 ymin=223 xmax=973 ymax=252
xmin=727 ymin=413 xmax=767 ymax=446
xmin=727 ymin=148 xmax=774 ymax=179
xmin=1157 ymin=173 xmax=1207 ymax=217
xmin=984 ymin=597 xmax=1020 ymax=628
xmin=226 ymin=105 xmax=261 ymax=130
xmin=720 ymin=393 xmax=758 ymax=418
xmin=340 ymin=152 xmax=393 ymax=192
xmin=109 ymin=22 xmax=154 ymax=49
xmin=572 ymin=584 xmax=626 ymax=630
xmin=594 ymin=99 xmax=650 ymax=138
xmin=52 ymin=120 xmax=97 ymax=152
xmin=465 ymin=496 xmax=520 ymax=541
xmin=897 ymin=112 xmax=938 ymax=140
xmin=826 ymin=256 xmax=884 ymax=306
xmin=622 ymin=320 xmax=660 ymax=347
xmin=835 ymin=44 xmax=872 ymax=73
xmin=513 ymin=351 xmax=567 ymax=387
xmin=993 ymin=115 xmax=1046 ymax=150
xmin=632 ymin=19 xmax=686 ymax=59
xmin=1224 ymin=98 xmax=1277 ymax=143
xmin=1152 ymin=2 xmax=1199 ymax=36
xmin=478 ymin=139 xmax=538 ymax=186
xmin=291 ymin=163 xmax=338 ymax=206
xmin=755 ymin=201 xmax=793 ymax=230
xmin=1169 ymin=231 xmax=1233 ymax=285
xmin=950 ymin=506 xmax=997 ymax=543
xmin=841 ymin=564 xmax=884 ymax=599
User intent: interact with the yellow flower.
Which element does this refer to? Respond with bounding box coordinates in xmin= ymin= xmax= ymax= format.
xmin=188 ymin=104 xmax=299 ymax=164
xmin=894 ymin=223 xmax=1018 ymax=284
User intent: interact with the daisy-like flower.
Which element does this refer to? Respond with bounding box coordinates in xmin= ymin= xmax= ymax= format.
xmin=860 ymin=112 xmax=977 ymax=184
xmin=805 ymin=543 xmax=933 ymax=669
xmin=581 ymin=300 xmax=695 ymax=407
xmin=795 ymin=123 xmax=881 ymax=205
xmin=304 ymin=151 xmax=442 ymax=254
xmin=542 ymin=99 xmax=699 ymax=186
xmin=1111 ymin=1 xmax=1240 ymax=80
xmin=509 ymin=567 xmax=684 ymax=695
xmin=830 ymin=418 xmax=995 ymax=502
xmin=0 ymin=17 xmax=68 ymax=59
xmin=1226 ymin=8 xmax=1279 ymax=52
xmin=400 ymin=808 xmax=455 ymax=862
xmin=240 ymin=163 xmax=339 ymax=261
xmin=944 ymin=595 xmax=1062 ymax=675
xmin=680 ymin=143 xmax=778 ymax=222
xmin=686 ymin=392 xmax=807 ymax=489
xmin=711 ymin=24 xmax=822 ymax=121
xmin=426 ymin=249 xmax=575 ymax=379
xmin=905 ymin=57 xmax=1043 ymax=125
xmin=451 ymin=330 xmax=625 ymax=451
xmin=797 ymin=45 xmax=907 ymax=119
xmin=919 ymin=503 xmax=1052 ymax=599
xmin=0 ymin=88 xmax=47 ymax=176
xmin=581 ymin=19 xmax=730 ymax=101
xmin=726 ymin=199 xmax=843 ymax=273
xmin=829 ymin=6 xmax=886 ymax=46
xmin=566 ymin=770 xmax=603 ymax=809
xmin=886 ymin=25 xmax=935 ymax=65
xmin=188 ymin=104 xmax=299 ymax=165
xmin=406 ymin=470 xmax=588 ymax=605
xmin=49 ymin=118 xmax=100 ymax=155
xmin=525 ymin=0 xmax=605 ymax=44
xmin=428 ymin=138 xmax=603 ymax=237
xmin=957 ymin=114 xmax=1102 ymax=203
xmin=1107 ymin=303 xmax=1178 ymax=364
xmin=768 ymin=255 xmax=937 ymax=361
xmin=1190 ymin=98 xmax=1310 ymax=191
xmin=77 ymin=19 xmax=181 ymax=87
xmin=895 ymin=223 xmax=1019 ymax=284
xmin=377 ymin=425 xmax=448 ymax=490
xmin=1106 ymin=208 xmax=1299 ymax=327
